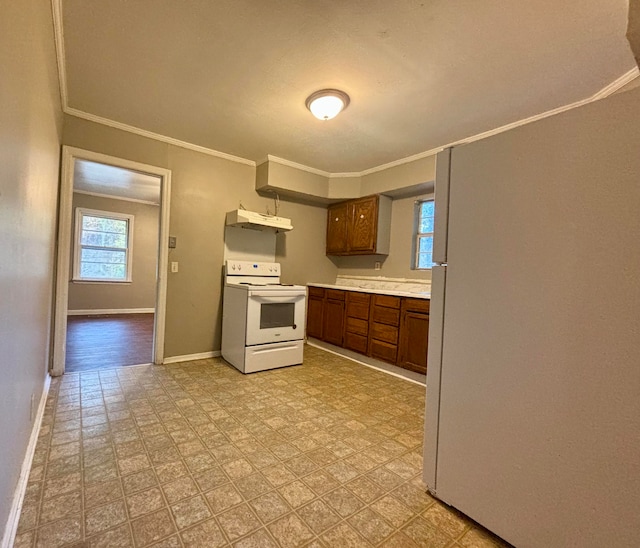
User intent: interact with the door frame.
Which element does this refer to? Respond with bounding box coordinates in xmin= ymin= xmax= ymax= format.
xmin=51 ymin=146 xmax=172 ymax=375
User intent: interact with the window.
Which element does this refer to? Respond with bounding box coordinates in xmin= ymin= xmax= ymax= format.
xmin=73 ymin=208 xmax=134 ymax=282
xmin=415 ymin=199 xmax=435 ymax=269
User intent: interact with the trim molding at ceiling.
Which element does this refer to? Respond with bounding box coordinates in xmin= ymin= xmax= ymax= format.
xmin=257 ymin=155 xmax=331 ymax=177
xmin=51 ymin=0 xmax=67 ymax=110
xmin=452 ymin=67 xmax=640 ymax=148
xmin=51 ymin=0 xmax=639 ymax=177
xmin=73 ymin=189 xmax=161 ymax=206
xmin=591 ymin=66 xmax=640 ymax=99
xmin=65 ymin=107 xmax=256 ymax=167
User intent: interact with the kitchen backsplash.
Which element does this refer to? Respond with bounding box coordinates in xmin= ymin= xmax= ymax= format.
xmin=335 ymin=274 xmax=430 ymax=294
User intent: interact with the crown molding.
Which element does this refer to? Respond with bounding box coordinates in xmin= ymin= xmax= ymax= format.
xmin=359 ymin=147 xmax=443 ymax=176
xmin=262 ymin=67 xmax=640 ymax=178
xmin=327 ymin=172 xmax=362 ymax=179
xmin=64 ymin=108 xmax=256 ymax=167
xmin=52 ymin=1 xmax=254 ymax=168
xmin=264 ymin=155 xmax=331 ymax=177
xmin=591 ymin=66 xmax=640 ymax=100
xmin=51 ymin=0 xmax=67 ymax=110
xmin=453 ymin=66 xmax=640 ymax=149
xmin=51 ymin=0 xmax=639 ymax=178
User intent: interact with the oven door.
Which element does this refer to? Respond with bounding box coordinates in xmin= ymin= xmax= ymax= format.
xmin=245 ymin=290 xmax=306 ymax=346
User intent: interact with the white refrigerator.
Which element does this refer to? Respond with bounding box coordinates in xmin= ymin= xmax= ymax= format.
xmin=424 ymin=87 xmax=640 ymax=548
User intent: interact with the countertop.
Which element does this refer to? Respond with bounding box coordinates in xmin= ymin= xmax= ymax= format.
xmin=308 ymin=283 xmax=431 ymax=300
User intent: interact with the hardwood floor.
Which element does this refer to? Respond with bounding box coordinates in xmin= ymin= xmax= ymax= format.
xmin=65 ymin=313 xmax=154 ymax=372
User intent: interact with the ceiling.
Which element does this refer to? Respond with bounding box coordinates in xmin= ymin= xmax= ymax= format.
xmin=60 ymin=0 xmax=637 ymax=173
xmin=74 ymin=159 xmax=161 ymax=204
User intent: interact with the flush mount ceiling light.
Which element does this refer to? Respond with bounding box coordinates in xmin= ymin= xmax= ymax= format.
xmin=305 ymin=89 xmax=350 ymax=120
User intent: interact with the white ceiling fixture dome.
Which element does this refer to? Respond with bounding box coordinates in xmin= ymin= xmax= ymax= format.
xmin=305 ymin=89 xmax=350 ymax=120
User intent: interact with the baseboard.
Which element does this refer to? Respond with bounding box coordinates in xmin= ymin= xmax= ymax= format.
xmin=163 ymin=350 xmax=221 ymax=364
xmin=306 ymin=339 xmax=426 ymax=386
xmin=1 ymin=374 xmax=51 ymax=548
xmin=67 ymin=308 xmax=155 ymax=316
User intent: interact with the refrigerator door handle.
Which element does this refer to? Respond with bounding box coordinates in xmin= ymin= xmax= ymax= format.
xmin=423 ymin=264 xmax=447 ymax=492
xmin=433 ymin=148 xmax=452 ymax=265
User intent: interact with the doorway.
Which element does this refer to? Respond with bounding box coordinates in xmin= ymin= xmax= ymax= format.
xmin=52 ymin=147 xmax=172 ymax=375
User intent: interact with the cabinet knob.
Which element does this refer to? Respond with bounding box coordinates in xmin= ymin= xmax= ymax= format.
xmin=360 ymin=214 xmax=364 ymax=219
xmin=335 ymin=217 xmax=339 ymax=222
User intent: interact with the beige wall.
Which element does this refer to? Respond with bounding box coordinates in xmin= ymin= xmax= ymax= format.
xmin=331 ymin=194 xmax=434 ymax=280
xmin=62 ymin=116 xmax=336 ymax=357
xmin=361 ymin=155 xmax=436 ymax=196
xmin=275 ymin=199 xmax=337 ymax=285
xmin=68 ymin=193 xmax=159 ymax=311
xmin=0 ymin=0 xmax=62 ymax=538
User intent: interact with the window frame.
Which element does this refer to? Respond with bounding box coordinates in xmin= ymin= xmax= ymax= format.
xmin=72 ymin=207 xmax=135 ymax=283
xmin=413 ymin=198 xmax=435 ymax=270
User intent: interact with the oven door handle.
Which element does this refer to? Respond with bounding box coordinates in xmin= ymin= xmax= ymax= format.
xmin=249 ymin=291 xmax=306 ymax=300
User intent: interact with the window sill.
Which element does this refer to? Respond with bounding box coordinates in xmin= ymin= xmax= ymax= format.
xmin=71 ymin=279 xmax=133 ymax=284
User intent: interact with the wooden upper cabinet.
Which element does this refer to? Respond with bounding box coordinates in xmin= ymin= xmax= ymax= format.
xmin=326 ymin=202 xmax=349 ymax=255
xmin=349 ymin=197 xmax=377 ymax=252
xmin=326 ymin=195 xmax=391 ymax=256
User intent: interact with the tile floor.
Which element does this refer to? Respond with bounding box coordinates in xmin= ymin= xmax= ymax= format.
xmin=14 ymin=345 xmax=509 ymax=547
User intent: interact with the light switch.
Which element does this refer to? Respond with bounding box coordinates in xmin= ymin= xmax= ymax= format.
xmin=374 ymin=261 xmax=381 ymax=270
xmin=168 ymin=236 xmax=177 ymax=248
xmin=171 ymin=261 xmax=179 ymax=273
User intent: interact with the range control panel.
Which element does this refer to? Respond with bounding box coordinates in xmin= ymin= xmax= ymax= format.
xmin=226 ymin=260 xmax=280 ymax=276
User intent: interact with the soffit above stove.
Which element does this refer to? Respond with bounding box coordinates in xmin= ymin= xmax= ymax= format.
xmin=226 ymin=209 xmax=293 ymax=232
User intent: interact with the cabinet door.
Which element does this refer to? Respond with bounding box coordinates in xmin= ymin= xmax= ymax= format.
xmin=306 ymin=296 xmax=324 ymax=339
xmin=326 ymin=203 xmax=349 ymax=254
xmin=398 ymin=310 xmax=429 ymax=374
xmin=323 ymin=299 xmax=345 ymax=346
xmin=370 ymin=339 xmax=398 ymax=364
xmin=349 ymin=196 xmax=378 ymax=253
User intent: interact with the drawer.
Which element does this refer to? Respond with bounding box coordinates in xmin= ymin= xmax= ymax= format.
xmin=372 ymin=294 xmax=401 ymax=309
xmin=346 ymin=316 xmax=368 ymax=336
xmin=347 ymin=291 xmax=371 ymax=305
xmin=401 ymin=298 xmax=430 ymax=314
xmin=346 ymin=301 xmax=370 ymax=320
xmin=370 ymin=322 xmax=399 ymax=345
xmin=326 ymin=289 xmax=346 ymax=301
xmin=371 ymin=306 xmax=400 ymax=326
xmin=308 ymin=286 xmax=325 ymax=298
xmin=369 ymin=339 xmax=398 ymax=364
xmin=344 ymin=332 xmax=368 ymax=354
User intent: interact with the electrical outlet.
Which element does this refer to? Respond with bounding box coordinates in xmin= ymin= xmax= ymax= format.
xmin=374 ymin=261 xmax=381 ymax=270
xmin=171 ymin=261 xmax=179 ymax=273
xmin=30 ymin=394 xmax=35 ymax=421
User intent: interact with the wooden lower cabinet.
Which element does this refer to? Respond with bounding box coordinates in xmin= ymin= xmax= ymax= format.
xmin=369 ymin=339 xmax=398 ymax=363
xmin=323 ymin=290 xmax=345 ymax=346
xmin=306 ymin=286 xmax=429 ymax=374
xmin=368 ymin=295 xmax=400 ymax=365
xmin=306 ymin=289 xmax=325 ymax=339
xmin=344 ymin=292 xmax=371 ymax=353
xmin=397 ymin=298 xmax=430 ymax=374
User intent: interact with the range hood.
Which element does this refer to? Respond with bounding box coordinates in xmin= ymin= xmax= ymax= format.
xmin=226 ymin=209 xmax=293 ymax=231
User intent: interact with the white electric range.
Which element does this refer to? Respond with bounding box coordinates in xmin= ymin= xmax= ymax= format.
xmin=221 ymin=260 xmax=306 ymax=373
